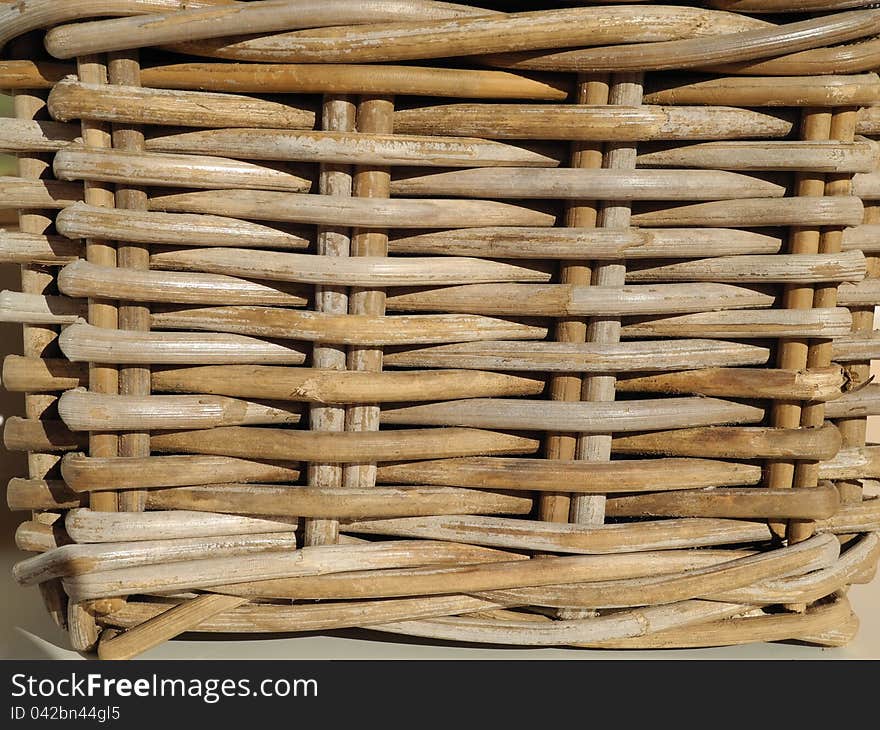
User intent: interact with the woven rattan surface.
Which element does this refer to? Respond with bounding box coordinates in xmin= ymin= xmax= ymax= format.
xmin=2 ymin=0 xmax=880 ymax=659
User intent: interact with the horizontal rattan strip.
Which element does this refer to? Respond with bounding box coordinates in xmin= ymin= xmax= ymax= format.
xmin=38 ymin=0 xmax=499 ymax=59
xmin=383 ymin=340 xmax=771 ymax=372
xmin=61 ymin=255 xmax=549 ymax=293
xmin=47 ymin=79 xmax=317 ymax=129
xmin=59 ymin=261 xmax=312 ymax=306
xmin=376 ymin=456 xmax=761 ymax=492
xmin=642 ymin=74 xmax=880 ymax=106
xmin=55 ymin=204 xmax=309 ymax=249
xmin=2 ymin=357 xmax=545 ymax=401
xmin=58 ymin=150 xmax=788 ymax=200
xmin=61 ymin=538 xmax=524 ymax=602
xmin=158 ymin=6 xmax=767 ymax=64
xmin=54 ymin=148 xmax=315 ymax=193
xmin=394 ymin=104 xmax=794 ymax=140
xmin=378 ymin=397 xmax=765 ymax=432
xmin=136 ymin=63 xmax=568 ymax=100
xmin=479 ymin=10 xmax=880 ymax=72
xmin=55 ymin=391 xmax=764 ymax=433
xmin=13 ymin=532 xmax=301 ymax=586
xmin=603 ymin=484 xmax=839 ymax=520
xmin=60 ymin=453 xmax=301 ymax=492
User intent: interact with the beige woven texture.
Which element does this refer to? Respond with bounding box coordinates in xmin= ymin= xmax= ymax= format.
xmin=2 ymin=0 xmax=880 ymax=658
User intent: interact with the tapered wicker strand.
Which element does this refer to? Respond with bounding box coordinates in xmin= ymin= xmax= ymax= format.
xmin=789 ymin=106 xmax=860 ymax=545
xmin=305 ymin=94 xmax=356 ymax=547
xmin=344 ymin=96 xmax=395 ymax=491
xmin=9 ymin=35 xmax=68 ymax=631
xmin=72 ymin=54 xmax=120 ymax=650
xmin=571 ymin=72 xmax=644 ymax=529
xmin=765 ymin=107 xmax=833 ymax=541
xmin=108 ymin=50 xmax=149 ymax=513
xmin=540 ymin=74 xmax=607 ymax=525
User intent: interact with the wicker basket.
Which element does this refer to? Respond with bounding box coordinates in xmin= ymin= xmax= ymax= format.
xmin=2 ymin=0 xmax=880 ymax=659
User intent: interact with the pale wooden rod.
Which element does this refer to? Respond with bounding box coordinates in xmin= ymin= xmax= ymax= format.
xmin=625 ymin=251 xmax=865 ymax=283
xmin=165 ymin=6 xmax=875 ymax=72
xmin=394 ymin=104 xmax=794 ymax=140
xmin=493 ymin=533 xmax=879 ymax=610
xmin=384 ymin=282 xmax=775 ymax=316
xmin=150 ymin=188 xmax=555 ymax=228
xmin=642 ymin=74 xmax=880 ymax=106
xmin=45 ymin=213 xmax=853 ymax=260
xmin=62 ymin=539 xmax=527 ymax=601
xmin=59 ymin=261 xmax=313 ymax=306
xmin=55 ymin=150 xmax=790 ymax=200
xmin=60 ymin=314 xmax=546 ymax=354
xmin=383 ymin=602 xmax=794 ymax=647
xmin=11 ymin=302 xmax=848 ymax=349
xmin=143 ymin=127 xmax=559 ymax=168
xmin=57 ymin=388 xmax=305 ymax=431
xmin=54 ymin=148 xmax=315 ymax=193
xmin=57 ymin=258 xmax=547 ymax=302
xmin=34 ymin=534 xmax=837 ymax=615
xmin=620 ymin=307 xmax=853 ymax=338
xmin=67 ymin=507 xmax=299 ymax=542
xmin=49 ymin=81 xmax=792 ymax=140
xmin=60 ymin=322 xmax=311 ymax=364
xmin=0 ymin=1 xmax=239 ymax=50
xmin=141 ymin=485 xmax=532 ymax=520
xmin=55 ymin=391 xmax=765 ymax=433
xmin=0 ymin=343 xmax=851 ymax=393
xmin=137 ymin=63 xmax=567 ymax=100
xmin=93 ymin=576 xmax=864 ymax=636
xmin=156 ymin=7 xmax=768 ymax=63
xmin=4 ymin=419 xmax=541 ymax=460
xmin=125 ymin=535 xmax=843 ymax=603
xmin=707 ymin=36 xmax=880 ymax=77
xmin=60 ymin=453 xmax=300 ymax=491
xmin=591 ymin=597 xmax=855 ymax=650
xmin=838 ymin=277 xmax=880 ymax=305
xmin=480 ymin=10 xmax=880 ymax=71
xmin=21 ymin=474 xmax=834 ymax=523
xmin=339 ymin=515 xmax=837 ymax=558
xmin=42 ymin=0 xmax=498 ymax=58
xmin=378 ymin=456 xmax=761 ymax=493
xmin=629 ymin=198 xmax=864 ymax=227
xmin=148 ymin=306 xmax=548 ymax=345
xmin=146 ymin=425 xmax=541 ymax=462
xmin=7 ymin=118 xmax=878 ymax=173
xmin=613 ymin=366 xmax=849 ymax=400
xmin=0 ymin=61 xmax=72 ymax=89
xmin=390 ymin=168 xmax=785 ymax=200
xmin=56 ymin=203 xmax=311 ymax=250
xmin=382 ymin=340 xmax=772 ymax=372
xmin=832 ymin=332 xmax=880 ymax=360
xmin=8 ymin=355 xmax=846 ymax=401
xmin=708 ymin=0 xmax=872 ymax=13
xmin=822 ymin=447 xmax=880 ymax=480
xmin=152 ymin=288 xmax=770 ymax=327
xmin=603 ymin=484 xmax=839 ymax=520
xmin=14 ymin=533 xmax=300 ymax=586
xmin=609 ymin=423 xmax=842 ymax=460
xmin=825 ymin=384 xmax=880 ymax=418
xmin=51 ymin=253 xmax=865 ymax=300
xmin=15 ymin=227 xmax=864 ymax=266
xmin=377 ymin=396 xmax=764 ymax=432
xmin=48 ymin=79 xmax=317 ymax=129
